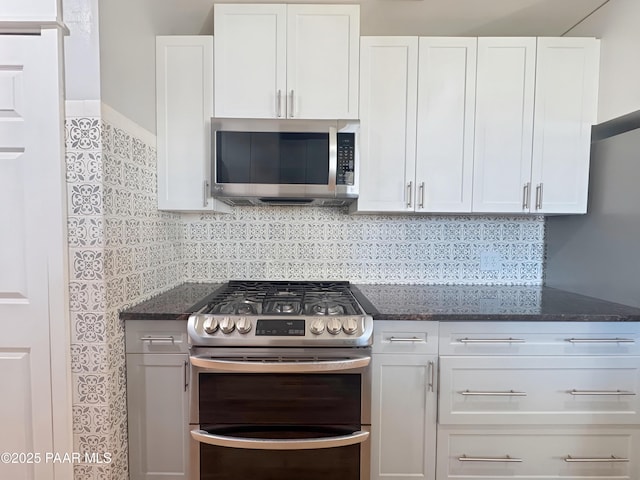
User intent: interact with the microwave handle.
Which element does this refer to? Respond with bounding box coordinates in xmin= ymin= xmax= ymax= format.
xmin=328 ymin=126 xmax=337 ymax=192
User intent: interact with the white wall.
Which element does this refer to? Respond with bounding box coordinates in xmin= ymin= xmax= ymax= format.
xmin=567 ymin=0 xmax=640 ymax=123
xmin=63 ymin=0 xmax=101 ymax=100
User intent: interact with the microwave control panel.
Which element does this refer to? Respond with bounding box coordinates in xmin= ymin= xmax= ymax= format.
xmin=336 ymin=133 xmax=355 ymax=186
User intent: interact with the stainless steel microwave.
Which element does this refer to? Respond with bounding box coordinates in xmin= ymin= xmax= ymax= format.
xmin=211 ymin=120 xmax=359 ymax=206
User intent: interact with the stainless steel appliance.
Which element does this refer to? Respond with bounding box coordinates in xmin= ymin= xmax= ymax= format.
xmin=187 ymin=281 xmax=373 ymax=480
xmin=211 ymin=120 xmax=359 ymax=206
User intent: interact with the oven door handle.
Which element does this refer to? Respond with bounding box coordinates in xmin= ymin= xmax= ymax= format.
xmin=190 ymin=356 xmax=370 ymax=373
xmin=190 ymin=429 xmax=369 ymax=450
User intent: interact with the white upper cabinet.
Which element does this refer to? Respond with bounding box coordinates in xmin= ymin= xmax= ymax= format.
xmin=156 ymin=36 xmax=231 ymax=212
xmin=214 ymin=3 xmax=359 ymax=119
xmin=354 ymin=37 xmax=476 ymax=214
xmin=530 ymin=37 xmax=600 ymax=214
xmin=354 ymin=37 xmax=418 ymax=213
xmin=472 ymin=37 xmax=600 ymax=214
xmin=472 ymin=37 xmax=537 ymax=213
xmin=416 ymin=37 xmax=477 ymax=213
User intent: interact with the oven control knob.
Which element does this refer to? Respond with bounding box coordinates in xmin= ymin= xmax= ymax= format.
xmin=309 ymin=319 xmax=325 ymax=335
xmin=342 ymin=318 xmax=359 ymax=335
xmin=219 ymin=317 xmax=235 ymax=334
xmin=327 ymin=318 xmax=342 ymax=335
xmin=236 ymin=317 xmax=252 ymax=334
xmin=203 ymin=316 xmax=219 ymax=334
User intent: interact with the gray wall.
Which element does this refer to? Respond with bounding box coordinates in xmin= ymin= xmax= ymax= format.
xmin=545 ymin=127 xmax=640 ymax=308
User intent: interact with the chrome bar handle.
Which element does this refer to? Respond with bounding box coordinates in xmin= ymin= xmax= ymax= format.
xmin=459 ymin=455 xmax=523 ymax=463
xmin=191 ymin=429 xmax=369 ymax=450
xmin=565 ymin=338 xmax=635 ymax=344
xmin=184 ymin=361 xmax=189 ymax=392
xmin=140 ymin=336 xmax=175 ymax=344
xmin=428 ymin=361 xmax=434 ymax=392
xmin=388 ymin=337 xmax=424 ymax=343
xmin=418 ymin=182 xmax=425 ymax=209
xmin=276 ymin=90 xmax=282 ymax=117
xmin=190 ymin=355 xmax=370 ymax=373
xmin=569 ymin=389 xmax=636 ymax=396
xmin=458 ymin=337 xmax=525 ymax=344
xmin=407 ymin=181 xmax=413 ymax=208
xmin=522 ymin=182 xmax=530 ymax=210
xmin=535 ymin=183 xmax=543 ymax=210
xmin=289 ymin=90 xmax=294 ymax=118
xmin=203 ymin=180 xmax=209 ymax=208
xmin=460 ymin=389 xmax=527 ymax=396
xmin=564 ymin=455 xmax=629 ymax=463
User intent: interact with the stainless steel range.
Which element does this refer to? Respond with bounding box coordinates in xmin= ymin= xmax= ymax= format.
xmin=187 ymin=281 xmax=373 ymax=480
xmin=188 ymin=280 xmax=373 ymax=347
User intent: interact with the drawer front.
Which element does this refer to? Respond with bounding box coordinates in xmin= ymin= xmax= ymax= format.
xmin=125 ymin=320 xmax=189 ymax=354
xmin=439 ymin=356 xmax=640 ymax=425
xmin=373 ymin=321 xmax=439 ymax=355
xmin=437 ymin=426 xmax=639 ymax=479
xmin=439 ymin=322 xmax=640 ymax=356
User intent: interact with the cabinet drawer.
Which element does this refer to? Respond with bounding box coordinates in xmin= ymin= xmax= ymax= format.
xmin=373 ymin=321 xmax=438 ymax=354
xmin=439 ymin=322 xmax=640 ymax=356
xmin=437 ymin=426 xmax=639 ymax=479
xmin=125 ymin=320 xmax=189 ymax=354
xmin=439 ymin=356 xmax=640 ymax=425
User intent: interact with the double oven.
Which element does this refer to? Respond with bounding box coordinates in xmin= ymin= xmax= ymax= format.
xmin=187 ymin=281 xmax=373 ymax=480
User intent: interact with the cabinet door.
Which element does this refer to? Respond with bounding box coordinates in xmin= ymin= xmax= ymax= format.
xmin=214 ymin=4 xmax=286 ymax=118
xmin=530 ymin=37 xmax=600 ymax=214
xmin=416 ymin=37 xmax=476 ymax=213
xmin=286 ymin=4 xmax=359 ymax=119
xmin=371 ymin=354 xmax=437 ymax=480
xmin=472 ymin=38 xmax=536 ymax=213
xmin=156 ymin=36 xmax=230 ymax=212
xmin=127 ymin=353 xmax=190 ymax=480
xmin=354 ymin=37 xmax=418 ymax=213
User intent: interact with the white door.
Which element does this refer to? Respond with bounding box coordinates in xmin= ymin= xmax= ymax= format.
xmin=286 ymin=4 xmax=359 ymax=119
xmin=473 ymin=37 xmax=536 ymax=213
xmin=0 ymin=31 xmax=70 ymax=480
xmin=416 ymin=37 xmax=476 ymax=213
xmin=214 ymin=4 xmax=286 ymax=118
xmin=531 ymin=37 xmax=600 ymax=214
xmin=355 ymin=37 xmax=418 ymax=213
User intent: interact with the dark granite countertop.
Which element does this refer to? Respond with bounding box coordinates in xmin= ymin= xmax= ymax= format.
xmin=120 ymin=283 xmax=224 ymax=320
xmin=119 ymin=282 xmax=640 ymax=322
xmin=351 ymin=284 xmax=640 ymax=321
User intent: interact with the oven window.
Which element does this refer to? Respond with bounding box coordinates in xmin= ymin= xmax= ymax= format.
xmin=216 ymin=131 xmax=330 ymax=185
xmin=200 ymin=442 xmax=360 ymax=480
xmin=198 ymin=373 xmax=361 ymax=425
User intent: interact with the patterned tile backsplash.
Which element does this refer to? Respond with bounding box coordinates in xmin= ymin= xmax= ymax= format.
xmin=65 ymin=101 xmax=545 ymax=480
xmin=182 ymin=209 xmax=544 ymax=285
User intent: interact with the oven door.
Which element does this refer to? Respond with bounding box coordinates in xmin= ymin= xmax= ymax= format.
xmin=189 ymin=348 xmax=371 ymax=480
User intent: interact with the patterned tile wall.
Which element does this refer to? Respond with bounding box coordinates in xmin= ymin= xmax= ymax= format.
xmin=182 ymin=209 xmax=545 ymax=285
xmin=66 ymin=103 xmax=183 ymax=480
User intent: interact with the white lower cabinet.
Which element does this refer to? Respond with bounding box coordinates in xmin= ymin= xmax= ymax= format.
xmin=436 ymin=322 xmax=640 ymax=480
xmin=371 ymin=321 xmax=438 ymax=480
xmin=437 ymin=426 xmax=640 ymax=479
xmin=126 ymin=321 xmax=190 ymax=480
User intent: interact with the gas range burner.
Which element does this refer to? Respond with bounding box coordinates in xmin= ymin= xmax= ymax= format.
xmin=188 ymin=281 xmax=373 ymax=347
